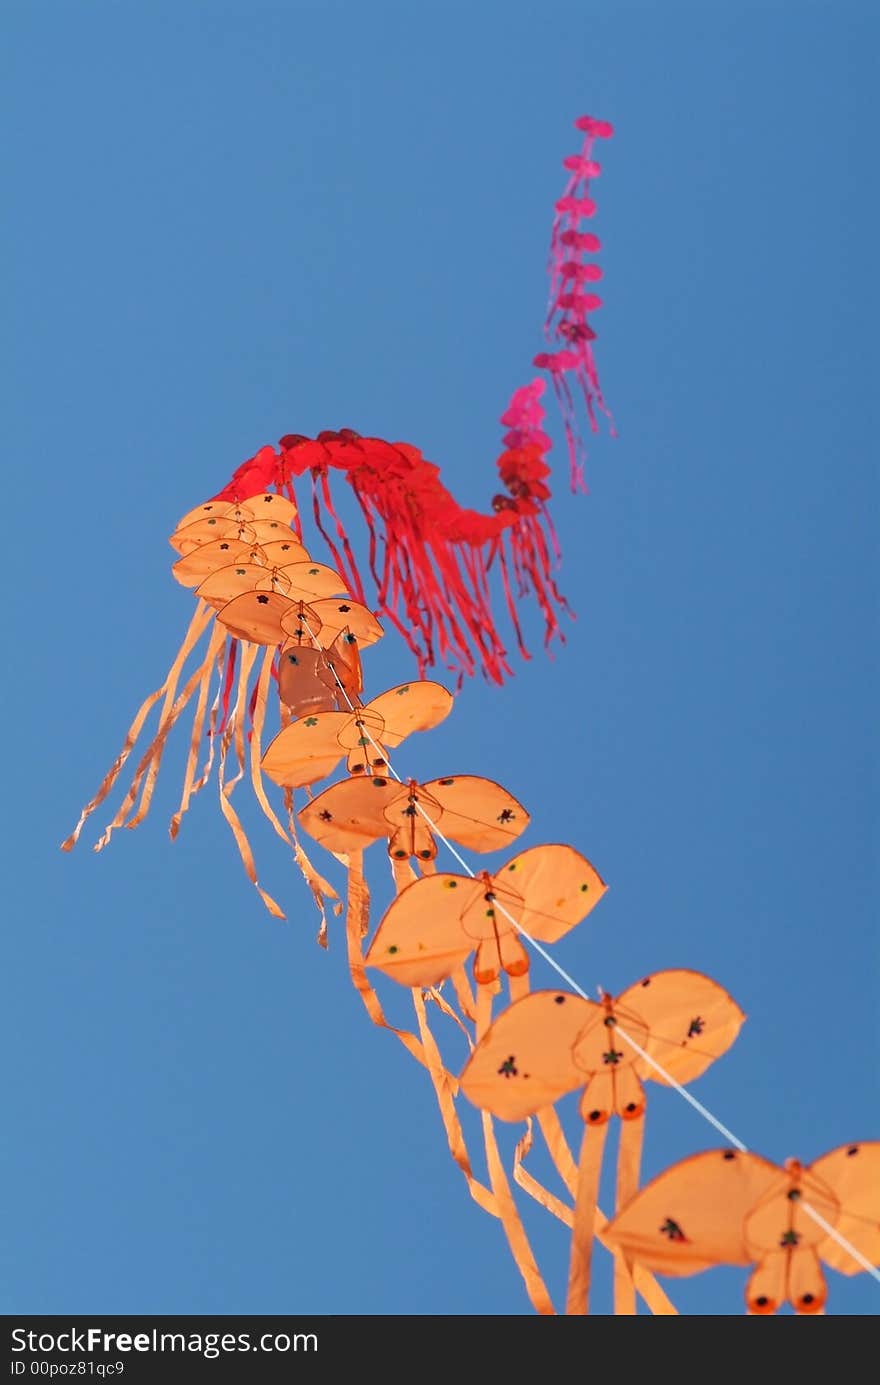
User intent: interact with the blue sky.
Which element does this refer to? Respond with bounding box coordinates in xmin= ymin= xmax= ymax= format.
xmin=3 ymin=1 xmax=877 ymax=1315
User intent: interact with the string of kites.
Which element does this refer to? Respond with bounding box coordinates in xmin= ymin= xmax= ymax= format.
xmin=62 ymin=115 xmax=879 ymax=1316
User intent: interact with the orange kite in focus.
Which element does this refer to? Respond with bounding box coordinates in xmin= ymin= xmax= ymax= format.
xmin=603 ymin=1141 xmax=880 ymax=1314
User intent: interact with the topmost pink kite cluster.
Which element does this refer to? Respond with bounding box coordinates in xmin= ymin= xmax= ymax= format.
xmin=535 ymin=113 xmax=615 ymax=491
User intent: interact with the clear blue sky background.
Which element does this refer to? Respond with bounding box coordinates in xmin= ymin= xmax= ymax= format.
xmin=3 ymin=2 xmax=877 ymax=1317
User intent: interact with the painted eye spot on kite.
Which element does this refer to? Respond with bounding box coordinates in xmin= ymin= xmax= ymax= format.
xmin=439 ymin=778 xmax=454 ymax=786
xmin=787 ymin=1188 xmax=802 ymax=1201
xmin=256 ymin=594 xmax=269 ymax=605
xmin=780 ymin=1230 xmax=800 ymax=1248
xmin=498 ymin=1056 xmax=518 ymax=1079
xmin=687 ymin=1017 xmax=705 ymax=1038
xmin=372 ymin=777 xmax=387 ymax=787
xmin=587 ymin=1109 xmax=604 ymax=1125
xmin=220 ymin=543 xmax=230 ymax=550
xmin=358 ymin=736 xmax=370 ymax=746
xmin=351 ymin=763 xmax=364 ymax=773
xmin=660 ymin=1218 xmax=688 ymax=1243
xmin=444 ymin=880 xmax=458 ymax=889
xmin=625 ymin=1102 xmax=638 ymax=1114
xmin=394 ymin=850 xmax=407 ymax=859
xmin=485 ymin=908 xmax=495 ymax=919
xmin=848 ymin=1145 xmax=859 ymax=1156
xmin=602 ymin=1049 xmax=623 ymax=1066
xmin=236 ymin=568 xmax=247 ymax=575
xmin=281 ymin=543 xmax=291 ymax=550
xmin=507 ymin=863 xmax=518 ymax=872
xmin=304 ymin=717 xmax=319 ymax=727
xmin=554 ymin=995 xmax=566 ymax=1004
xmin=308 ymin=567 xmax=320 ymax=574
xmin=207 ymin=518 xmax=217 ymax=525
xmin=396 ymin=686 xmax=410 ymax=695
xmin=287 ymin=655 xmax=299 ymax=665
xmin=497 ymin=809 xmax=515 ymax=823
xmin=373 ymin=758 xmax=387 ymax=769
xmin=344 ymin=633 xmax=357 ymax=644
xmin=318 ymin=810 xmax=333 ymax=822
xmin=419 ymin=850 xmax=431 ymax=860
xmin=641 ymin=978 xmax=651 ymax=987
xmin=387 ymin=945 xmax=399 ymax=955
xmin=338 ymin=604 xmax=351 ymax=613
xmin=800 ymin=1294 xmax=816 ymax=1307
xmin=723 ymin=1151 xmax=736 ymax=1161
xmin=579 ymin=883 xmax=589 ymax=893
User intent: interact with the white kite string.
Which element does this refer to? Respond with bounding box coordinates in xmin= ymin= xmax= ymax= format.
xmin=299 ymin=620 xmax=880 ymax=1284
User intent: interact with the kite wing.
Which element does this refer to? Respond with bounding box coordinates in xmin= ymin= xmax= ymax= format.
xmin=172 ymin=539 xmax=266 ymax=587
xmin=493 ymin=844 xmax=606 ymax=942
xmin=617 ymin=970 xmax=746 ymax=1087
xmin=174 ymin=491 xmax=299 ymax=532
xmin=604 ymin=1149 xmax=784 ymax=1275
xmin=299 ymin=776 xmax=401 ymax=854
xmin=299 ymin=598 xmax=385 ymax=648
xmin=366 ymin=682 xmax=454 ymax=747
xmin=420 ymin=775 xmax=530 ymax=851
xmin=364 ymin=873 xmax=480 ymax=986
xmin=261 ymin=712 xmax=353 ymax=788
xmin=810 ymin=1142 xmax=880 ymax=1275
xmin=215 ymin=590 xmax=294 ymax=645
xmin=269 ymin=562 xmax=348 ymax=601
xmin=460 ymin=990 xmax=595 ymax=1121
xmin=196 ymin=561 xmax=271 ymax=609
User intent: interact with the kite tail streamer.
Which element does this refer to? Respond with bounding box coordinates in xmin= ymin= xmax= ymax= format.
xmin=613 ymin=1116 xmax=645 ymax=1316
xmin=513 ymin=1118 xmax=678 ymax=1316
xmin=473 ymin=984 xmax=557 ymax=1314
xmin=481 ymin=1111 xmax=556 ymax=1316
xmin=169 ymin=626 xmax=227 ymax=839
xmin=285 ymin=786 xmax=341 ymax=946
xmin=411 ymin=989 xmax=497 ymax=1219
xmin=94 ymin=614 xmax=220 ymax=851
xmin=391 ymin=857 xmax=418 ymax=892
xmin=62 ymin=601 xmax=214 ymax=851
xmin=514 ymin=1119 xmax=579 ymax=1226
xmin=565 ymin=1121 xmax=608 ymax=1315
xmin=425 ymin=984 xmax=474 ymax=1044
xmin=343 ymin=850 xmax=436 ymax=1073
xmin=188 ymin=642 xmax=226 ymax=798
xmin=248 ymin=646 xmax=297 ymax=846
xmin=216 ymin=642 xmax=285 ymax=919
xmin=127 ymin=604 xmax=220 ymax=830
xmin=450 ymin=965 xmax=478 ymax=1023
